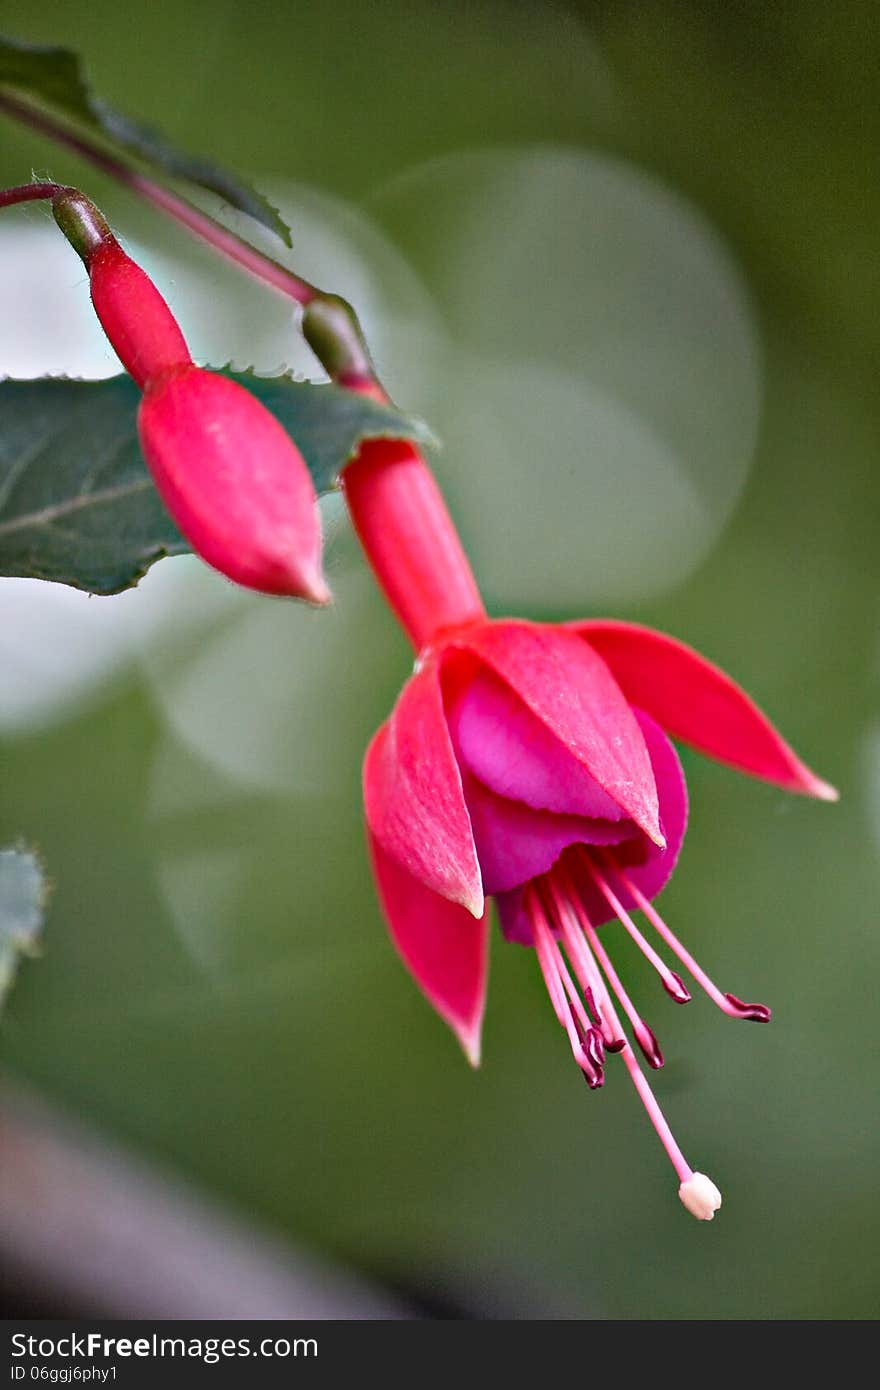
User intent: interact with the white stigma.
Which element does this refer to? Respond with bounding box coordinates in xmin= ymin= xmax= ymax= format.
xmin=678 ymin=1172 xmax=722 ymax=1221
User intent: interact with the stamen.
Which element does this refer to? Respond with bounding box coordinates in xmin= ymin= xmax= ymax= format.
xmin=537 ymin=867 xmax=720 ymax=1217
xmin=530 ymin=901 xmax=568 ymax=1027
xmin=550 ymin=932 xmax=594 ymax=1036
xmin=562 ymin=900 xmax=698 ymax=1190
xmin=543 ymin=875 xmax=625 ymax=1052
xmin=583 ymin=851 xmax=690 ymax=1003
xmin=528 ymin=889 xmax=603 ymax=1088
xmin=582 ymin=985 xmax=601 ymax=1027
xmin=569 ymin=1013 xmax=605 ymax=1089
xmin=618 ymin=1037 xmax=691 ymax=1181
xmin=559 ymin=868 xmax=665 ymax=1069
xmin=611 ymin=865 xmax=771 ymax=1023
xmin=585 ymin=1024 xmax=605 ymax=1068
xmin=551 ymin=930 xmax=605 ymax=1089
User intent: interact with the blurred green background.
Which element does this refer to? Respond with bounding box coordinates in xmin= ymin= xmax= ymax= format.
xmin=0 ymin=0 xmax=877 ymax=1318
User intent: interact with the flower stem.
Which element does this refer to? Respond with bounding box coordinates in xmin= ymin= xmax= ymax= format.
xmin=0 ymin=91 xmax=319 ymax=306
xmin=0 ymin=90 xmax=388 ymax=391
xmin=0 ymin=180 xmax=62 ymax=208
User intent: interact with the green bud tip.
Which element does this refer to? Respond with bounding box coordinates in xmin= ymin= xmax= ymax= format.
xmin=301 ymin=295 xmax=374 ymax=385
xmin=51 ymin=188 xmax=111 ymax=268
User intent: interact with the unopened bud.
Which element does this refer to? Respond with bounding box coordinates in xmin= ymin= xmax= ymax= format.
xmin=302 ymin=294 xmax=374 ymax=387
xmin=139 ymin=366 xmax=329 ymax=603
xmin=55 ymin=202 xmax=328 ymax=601
xmin=2 ymin=182 xmax=328 ymax=601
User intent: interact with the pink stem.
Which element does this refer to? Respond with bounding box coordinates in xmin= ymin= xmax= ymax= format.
xmin=0 ymin=91 xmax=317 ymax=306
xmin=0 ymin=181 xmax=62 ymax=208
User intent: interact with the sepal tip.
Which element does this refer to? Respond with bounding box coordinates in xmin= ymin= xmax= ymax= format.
xmin=456 ymin=1021 xmax=482 ymax=1069
xmin=300 ymin=568 xmax=333 ymax=606
xmin=807 ymin=775 xmax=840 ymax=803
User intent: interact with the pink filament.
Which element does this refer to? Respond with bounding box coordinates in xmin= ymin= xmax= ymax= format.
xmin=610 ymin=862 xmax=770 ymax=1021
xmin=529 ymin=889 xmax=603 ymax=1086
xmin=544 ymin=875 xmax=623 ymax=1050
xmin=612 ymin=1028 xmax=693 ymax=1184
xmin=560 ymin=866 xmax=664 ymax=1069
xmin=583 ymin=852 xmax=690 ymax=1003
xmin=535 ymin=870 xmax=693 ymax=1184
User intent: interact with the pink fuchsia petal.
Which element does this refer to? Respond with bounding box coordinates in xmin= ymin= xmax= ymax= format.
xmin=574 ymin=708 xmax=689 ymax=922
xmin=368 ymin=831 xmax=489 ymax=1065
xmin=363 ymin=660 xmax=483 ymax=916
xmin=445 ymin=621 xmax=664 ymax=846
xmin=495 ymin=887 xmax=540 ymax=947
xmin=138 ymin=366 xmax=328 ymax=602
xmin=446 ymin=666 xmax=627 ymax=820
xmin=496 ymin=709 xmax=687 ymax=943
xmin=461 ymin=769 xmax=635 ymax=896
xmin=573 ymin=620 xmax=838 ymax=800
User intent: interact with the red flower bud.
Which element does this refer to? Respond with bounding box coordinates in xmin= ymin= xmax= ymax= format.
xmin=138 ymin=365 xmax=329 ymax=601
xmin=53 ymin=191 xmax=328 ymax=603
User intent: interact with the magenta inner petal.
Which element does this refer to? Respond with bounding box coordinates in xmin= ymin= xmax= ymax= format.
xmin=494 ymin=709 xmax=688 ymax=941
xmin=574 ymin=707 xmax=688 ymax=926
xmin=447 ymin=666 xmax=628 ymax=820
xmin=461 ymin=769 xmax=635 ymax=896
xmin=495 ymin=887 xmax=536 ymax=946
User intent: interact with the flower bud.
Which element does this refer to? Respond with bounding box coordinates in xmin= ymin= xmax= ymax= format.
xmin=52 ymin=189 xmax=328 ymax=602
xmin=54 ymin=190 xmax=190 ymax=389
xmin=88 ymin=237 xmax=192 ymax=389
xmin=139 ymin=366 xmax=330 ymax=602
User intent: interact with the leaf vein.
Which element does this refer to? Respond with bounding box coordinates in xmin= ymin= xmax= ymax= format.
xmin=0 ymin=476 xmax=156 ymax=538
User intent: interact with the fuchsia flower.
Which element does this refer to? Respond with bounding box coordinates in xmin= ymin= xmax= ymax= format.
xmin=342 ymin=435 xmax=836 ymax=1221
xmin=53 ymin=189 xmax=328 ymax=602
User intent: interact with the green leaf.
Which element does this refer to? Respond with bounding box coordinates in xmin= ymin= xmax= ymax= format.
xmin=0 ymin=376 xmax=187 ymax=594
xmin=237 ymin=369 xmax=438 ymax=487
xmin=0 ymin=372 xmax=435 ymax=595
xmin=0 ymin=35 xmax=292 ymax=246
xmin=0 ymin=847 xmax=47 ymax=1013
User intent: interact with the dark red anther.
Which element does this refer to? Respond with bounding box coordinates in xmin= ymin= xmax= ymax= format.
xmin=635 ymin=1022 xmax=665 ymax=1070
xmin=662 ymin=971 xmax=692 ymax=1005
xmin=724 ymin=994 xmax=772 ymax=1023
xmin=582 ymin=986 xmax=601 ymax=1024
xmin=587 ymin=1027 xmax=605 ymax=1068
